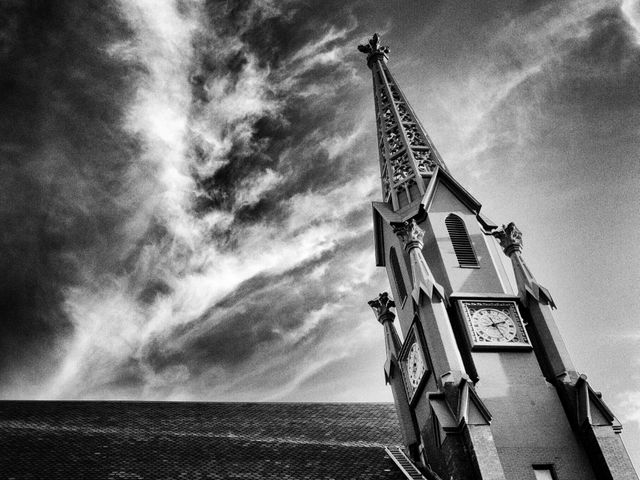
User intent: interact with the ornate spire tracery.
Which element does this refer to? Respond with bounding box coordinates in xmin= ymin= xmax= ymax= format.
xmin=359 ymin=34 xmax=448 ymax=210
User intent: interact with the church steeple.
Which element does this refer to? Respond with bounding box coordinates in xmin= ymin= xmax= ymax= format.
xmin=358 ymin=34 xmax=447 ymax=211
xmin=361 ymin=34 xmax=639 ymax=480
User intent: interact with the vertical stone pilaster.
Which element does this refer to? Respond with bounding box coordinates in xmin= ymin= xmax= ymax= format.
xmin=587 ymin=426 xmax=639 ymax=480
xmin=393 ymin=219 xmax=466 ymax=388
xmin=368 ymin=293 xmax=419 ymax=449
xmin=492 ymin=222 xmax=577 ymax=381
xmin=464 ymin=425 xmax=508 ymax=480
xmin=493 ymin=222 xmax=638 ymax=479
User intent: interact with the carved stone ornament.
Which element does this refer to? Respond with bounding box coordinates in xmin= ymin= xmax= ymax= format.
xmin=492 ymin=222 xmax=523 ymax=256
xmin=357 ymin=33 xmax=390 ymax=66
xmin=368 ymin=292 xmax=395 ymax=323
xmin=393 ymin=219 xmax=424 ymax=250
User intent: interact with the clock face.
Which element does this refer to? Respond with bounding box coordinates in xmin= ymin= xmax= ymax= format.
xmin=400 ymin=327 xmax=430 ymax=403
xmin=471 ymin=308 xmax=517 ymax=342
xmin=460 ymin=300 xmax=531 ymax=350
xmin=407 ymin=343 xmax=425 ymax=388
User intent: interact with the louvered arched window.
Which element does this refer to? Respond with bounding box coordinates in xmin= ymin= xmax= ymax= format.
xmin=390 ymin=247 xmax=407 ymax=303
xmin=445 ymin=214 xmax=479 ymax=268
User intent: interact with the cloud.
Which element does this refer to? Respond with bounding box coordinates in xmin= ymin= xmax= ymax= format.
xmin=621 ymin=0 xmax=640 ymax=44
xmin=425 ymin=1 xmax=640 ymax=190
xmin=0 ymin=0 xmax=386 ymax=400
xmin=0 ymin=0 xmax=143 ymax=394
xmin=618 ymin=390 xmax=640 ymax=425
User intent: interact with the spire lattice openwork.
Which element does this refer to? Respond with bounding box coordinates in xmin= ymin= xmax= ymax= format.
xmin=359 ymin=34 xmax=448 ymax=210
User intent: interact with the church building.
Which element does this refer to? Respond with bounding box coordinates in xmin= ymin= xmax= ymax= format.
xmin=361 ymin=33 xmax=639 ymax=480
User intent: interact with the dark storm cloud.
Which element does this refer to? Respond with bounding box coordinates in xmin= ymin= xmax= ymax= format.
xmin=0 ymin=1 xmax=143 ymax=391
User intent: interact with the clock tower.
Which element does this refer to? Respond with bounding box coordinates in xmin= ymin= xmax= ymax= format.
xmin=361 ymin=34 xmax=638 ymax=480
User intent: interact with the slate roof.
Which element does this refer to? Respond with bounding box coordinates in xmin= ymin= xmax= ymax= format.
xmin=0 ymin=401 xmax=406 ymax=480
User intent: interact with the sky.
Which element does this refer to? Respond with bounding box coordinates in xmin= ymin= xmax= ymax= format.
xmin=1 ymin=0 xmax=639 ymax=469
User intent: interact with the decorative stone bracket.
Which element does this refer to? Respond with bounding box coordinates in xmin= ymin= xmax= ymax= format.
xmin=491 ymin=222 xmax=522 ymax=256
xmin=368 ymin=292 xmax=396 ymax=324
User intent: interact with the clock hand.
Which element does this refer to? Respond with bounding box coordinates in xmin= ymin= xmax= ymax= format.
xmin=487 ymin=319 xmax=507 ymax=337
xmin=495 ymin=322 xmax=508 ymax=339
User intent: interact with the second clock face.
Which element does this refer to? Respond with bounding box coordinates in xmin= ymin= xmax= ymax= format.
xmin=407 ymin=343 xmax=425 ymax=388
xmin=471 ymin=308 xmax=517 ymax=342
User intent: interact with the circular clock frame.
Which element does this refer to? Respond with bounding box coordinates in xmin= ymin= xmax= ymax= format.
xmin=471 ymin=308 xmax=517 ymax=343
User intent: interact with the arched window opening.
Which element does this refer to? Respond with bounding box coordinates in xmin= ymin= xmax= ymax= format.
xmin=445 ymin=214 xmax=479 ymax=268
xmin=390 ymin=247 xmax=408 ymax=304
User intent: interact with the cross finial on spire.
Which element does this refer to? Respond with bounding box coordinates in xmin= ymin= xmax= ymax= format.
xmin=358 ymin=33 xmax=390 ymax=68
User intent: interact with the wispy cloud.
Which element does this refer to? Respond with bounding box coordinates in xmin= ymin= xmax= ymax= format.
xmin=621 ymin=0 xmax=640 ymax=44
xmin=618 ymin=386 xmax=640 ymax=425
xmin=0 ymin=0 xmax=381 ymax=400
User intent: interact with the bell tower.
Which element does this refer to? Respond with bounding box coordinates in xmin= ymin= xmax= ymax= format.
xmin=361 ymin=34 xmax=638 ymax=480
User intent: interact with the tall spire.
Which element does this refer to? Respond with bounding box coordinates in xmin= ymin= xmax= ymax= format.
xmin=358 ymin=34 xmax=447 ymax=211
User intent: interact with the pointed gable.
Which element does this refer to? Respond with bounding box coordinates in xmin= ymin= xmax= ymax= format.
xmin=422 ymin=167 xmax=481 ymax=216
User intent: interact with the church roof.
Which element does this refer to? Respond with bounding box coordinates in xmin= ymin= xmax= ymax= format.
xmin=0 ymin=401 xmax=406 ymax=479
